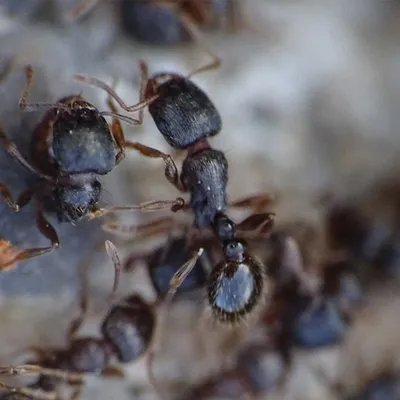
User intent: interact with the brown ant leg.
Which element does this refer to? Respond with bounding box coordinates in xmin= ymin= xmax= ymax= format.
xmin=0 ymin=183 xmax=19 ymax=211
xmin=102 ymin=216 xmax=177 ymax=240
xmin=0 ymin=210 xmax=60 ymax=271
xmin=177 ymin=12 xmax=221 ymax=78
xmin=64 ymin=0 xmax=100 ymax=21
xmin=146 ymin=248 xmax=205 ymax=399
xmin=88 ymin=198 xmax=186 ymax=220
xmin=229 ymin=193 xmax=276 ymax=213
xmin=124 ymin=141 xmax=185 ymax=192
xmin=236 ymin=213 xmax=276 ymax=237
xmin=0 ymin=381 xmax=58 ymax=400
xmin=74 ymin=72 xmax=158 ymax=116
xmin=100 ymin=365 xmax=125 ymax=379
xmin=19 ymin=65 xmax=71 ymax=113
xmin=0 ymin=123 xmax=52 ymax=180
xmin=0 ymin=365 xmax=84 ymax=385
xmin=105 ymin=80 xmax=126 ymax=164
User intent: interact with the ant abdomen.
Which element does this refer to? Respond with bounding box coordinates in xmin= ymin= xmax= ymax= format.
xmin=120 ymin=0 xmax=191 ymax=45
xmin=57 ymin=338 xmax=111 ymax=374
xmin=148 ymin=76 xmax=222 ymax=149
xmin=181 ymin=148 xmax=228 ymax=228
xmin=101 ymin=295 xmax=155 ymax=363
xmin=48 ymin=97 xmax=117 ymax=175
xmin=207 ymin=251 xmax=265 ymax=323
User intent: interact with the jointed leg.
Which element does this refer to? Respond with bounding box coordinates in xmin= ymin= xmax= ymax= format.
xmin=88 ymin=198 xmax=186 ymax=220
xmin=146 ymin=248 xmax=204 ymax=399
xmin=106 ymin=80 xmax=126 ymax=164
xmin=105 ymin=240 xmax=121 ymax=302
xmin=19 ymin=65 xmax=71 ymax=113
xmin=0 ymin=183 xmax=19 ymax=211
xmin=229 ymin=193 xmax=275 ymax=213
xmin=177 ymin=12 xmax=221 ymax=78
xmin=0 ymin=364 xmax=84 ymax=385
xmin=0 ymin=380 xmax=59 ymax=400
xmin=124 ymin=141 xmax=185 ymax=192
xmin=0 ymin=123 xmax=52 ymax=180
xmin=236 ymin=212 xmax=275 ymax=237
xmin=0 ymin=210 xmax=60 ymax=271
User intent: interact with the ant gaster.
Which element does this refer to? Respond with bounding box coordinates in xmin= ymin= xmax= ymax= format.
xmin=0 ymin=65 xmax=149 ymax=270
xmin=0 ymin=241 xmax=204 ymax=400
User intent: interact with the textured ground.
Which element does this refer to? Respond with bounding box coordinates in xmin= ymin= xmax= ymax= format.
xmin=0 ymin=1 xmax=400 ymax=399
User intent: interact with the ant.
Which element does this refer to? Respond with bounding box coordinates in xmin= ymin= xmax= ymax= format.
xmin=0 ymin=64 xmax=159 ymax=270
xmin=75 ymin=60 xmax=273 ymax=228
xmin=66 ymin=0 xmax=241 ymax=46
xmin=75 ymin=58 xmax=276 ymax=324
xmin=0 ymin=241 xmax=204 ymax=400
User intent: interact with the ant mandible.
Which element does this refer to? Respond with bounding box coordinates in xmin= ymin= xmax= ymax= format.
xmin=0 ymin=64 xmax=160 ymax=270
xmin=0 ymin=241 xmax=204 ymax=400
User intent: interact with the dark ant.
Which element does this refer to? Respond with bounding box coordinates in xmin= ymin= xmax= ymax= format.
xmin=66 ymin=0 xmax=241 ymax=46
xmin=75 ymin=57 xmax=276 ymax=324
xmin=0 ymin=241 xmax=204 ymax=400
xmin=326 ymin=202 xmax=400 ymax=279
xmin=0 ymin=64 xmax=158 ymax=270
xmin=181 ymin=342 xmax=287 ymax=400
xmin=75 ymin=60 xmax=274 ymax=229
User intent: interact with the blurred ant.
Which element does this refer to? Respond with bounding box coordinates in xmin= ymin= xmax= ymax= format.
xmin=67 ymin=0 xmax=241 ymax=46
xmin=0 ymin=241 xmax=204 ymax=400
xmin=182 ymin=342 xmax=287 ymax=400
xmin=0 ymin=64 xmax=152 ymax=270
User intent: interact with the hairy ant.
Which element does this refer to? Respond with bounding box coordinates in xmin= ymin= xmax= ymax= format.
xmin=0 ymin=64 xmax=147 ymax=270
xmin=0 ymin=241 xmax=204 ymax=400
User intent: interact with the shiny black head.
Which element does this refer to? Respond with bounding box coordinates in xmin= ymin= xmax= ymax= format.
xmin=101 ymin=295 xmax=155 ymax=363
xmin=120 ymin=0 xmax=190 ymax=45
xmin=52 ymin=102 xmax=116 ymax=175
xmin=207 ymin=244 xmax=265 ymax=323
xmin=148 ymin=76 xmax=222 ymax=149
xmin=53 ymin=179 xmax=101 ymax=222
xmin=182 ymin=148 xmax=228 ymax=228
xmin=212 ymin=213 xmax=236 ymax=242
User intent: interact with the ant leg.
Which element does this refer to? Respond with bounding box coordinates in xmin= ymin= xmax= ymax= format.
xmin=88 ymin=198 xmax=186 ymax=220
xmin=124 ymin=141 xmax=185 ymax=192
xmin=0 ymin=183 xmax=19 ymax=211
xmin=19 ymin=65 xmax=71 ymax=113
xmin=0 ymin=210 xmax=60 ymax=270
xmin=105 ymin=79 xmax=126 ymax=164
xmin=177 ymin=12 xmax=221 ymax=78
xmin=74 ymin=70 xmax=158 ymax=115
xmin=64 ymin=0 xmax=100 ymax=21
xmin=146 ymin=248 xmax=204 ymax=399
xmin=0 ymin=123 xmax=52 ymax=180
xmin=236 ymin=213 xmax=275 ymax=237
xmin=105 ymin=240 xmax=121 ymax=302
xmin=0 ymin=365 xmax=84 ymax=385
xmin=229 ymin=193 xmax=276 ymax=213
xmin=0 ymin=381 xmax=58 ymax=400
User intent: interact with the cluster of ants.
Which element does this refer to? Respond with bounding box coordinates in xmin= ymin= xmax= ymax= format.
xmin=0 ymin=1 xmax=398 ymax=399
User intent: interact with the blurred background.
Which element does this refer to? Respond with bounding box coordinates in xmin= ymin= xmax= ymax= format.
xmin=1 ymin=0 xmax=400 ymax=399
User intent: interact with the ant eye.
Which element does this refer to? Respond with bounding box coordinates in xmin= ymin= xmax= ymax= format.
xmin=224 ymin=240 xmax=245 ymax=262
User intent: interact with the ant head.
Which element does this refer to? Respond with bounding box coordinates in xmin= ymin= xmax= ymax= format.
xmin=54 ymin=180 xmax=101 ymax=222
xmin=212 ymin=212 xmax=236 ymax=242
xmin=101 ymin=295 xmax=155 ymax=363
xmin=207 ymin=242 xmax=265 ymax=323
